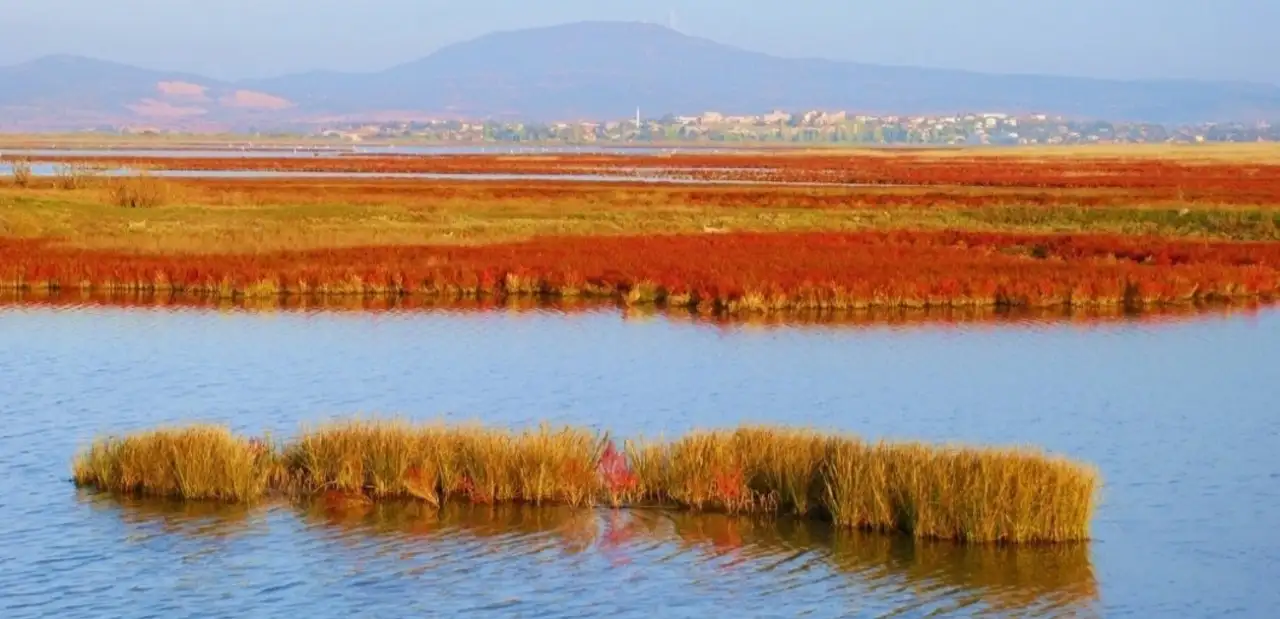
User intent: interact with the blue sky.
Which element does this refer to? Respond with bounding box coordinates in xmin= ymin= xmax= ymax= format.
xmin=2 ymin=0 xmax=1275 ymax=84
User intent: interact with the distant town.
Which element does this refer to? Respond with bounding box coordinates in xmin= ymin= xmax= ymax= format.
xmin=303 ymin=110 xmax=1279 ymax=146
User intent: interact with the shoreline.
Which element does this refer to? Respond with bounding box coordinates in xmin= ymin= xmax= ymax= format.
xmin=3 ymin=279 xmax=1276 ymax=314
xmin=4 ymin=287 xmax=1269 ymax=328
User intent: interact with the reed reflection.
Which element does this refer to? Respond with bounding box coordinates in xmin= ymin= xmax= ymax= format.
xmin=88 ymin=495 xmax=1098 ymax=617
xmin=77 ymin=489 xmax=264 ymax=541
xmin=4 ymin=288 xmax=1264 ymax=330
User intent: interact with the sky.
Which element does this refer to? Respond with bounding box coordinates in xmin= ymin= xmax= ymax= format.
xmin=1 ymin=0 xmax=1276 ymax=84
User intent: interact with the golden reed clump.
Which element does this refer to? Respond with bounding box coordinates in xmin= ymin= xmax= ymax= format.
xmin=71 ymin=419 xmax=1100 ymax=544
xmin=71 ymin=425 xmax=278 ymax=502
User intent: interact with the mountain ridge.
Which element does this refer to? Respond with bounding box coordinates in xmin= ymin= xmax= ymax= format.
xmin=2 ymin=21 xmax=1278 ymax=130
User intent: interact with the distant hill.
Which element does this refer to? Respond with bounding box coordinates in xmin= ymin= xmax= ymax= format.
xmin=255 ymin=21 xmax=1280 ymax=124
xmin=0 ymin=55 xmax=297 ymax=131
xmin=3 ymin=21 xmax=1279 ymax=130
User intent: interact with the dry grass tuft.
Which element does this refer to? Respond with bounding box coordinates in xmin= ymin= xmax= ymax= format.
xmin=105 ymin=174 xmax=171 ymax=208
xmin=822 ymin=440 xmax=1098 ymax=543
xmin=71 ymin=425 xmax=277 ymax=502
xmin=281 ymin=419 xmax=601 ymax=507
xmin=8 ymin=158 xmax=33 ymax=188
xmin=72 ymin=420 xmax=1100 ymax=544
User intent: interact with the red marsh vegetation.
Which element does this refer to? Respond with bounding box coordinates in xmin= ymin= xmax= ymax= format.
xmin=5 ymin=230 xmax=1278 ymax=312
xmin=166 ymin=177 xmax=1211 ymax=210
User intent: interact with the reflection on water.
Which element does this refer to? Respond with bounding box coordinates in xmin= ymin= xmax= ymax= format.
xmin=0 ymin=146 xmax=684 ymax=159
xmin=0 ymin=164 xmax=808 ymax=186
xmin=0 ymin=161 xmax=648 ymax=182
xmin=1 ymin=288 xmax=1267 ymax=331
xmin=78 ymin=490 xmax=263 ymax=541
xmin=2 ymin=149 xmax=353 ymax=159
xmin=85 ymin=493 xmax=1098 ymax=618
xmin=4 ymin=303 xmax=1277 ymax=616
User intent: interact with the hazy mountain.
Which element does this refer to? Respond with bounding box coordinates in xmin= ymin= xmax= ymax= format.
xmin=0 ymin=55 xmax=295 ymax=131
xmin=258 ymin=21 xmax=1280 ymax=123
xmin=3 ymin=21 xmax=1279 ymax=130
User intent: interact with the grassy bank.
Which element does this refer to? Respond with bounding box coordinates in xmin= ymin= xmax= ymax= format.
xmin=72 ymin=420 xmax=1100 ymax=544
xmin=3 ymin=177 xmax=1279 ymax=258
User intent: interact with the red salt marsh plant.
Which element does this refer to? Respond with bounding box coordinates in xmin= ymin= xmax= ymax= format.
xmin=74 ymin=174 xmax=1280 ymax=210
xmin=7 ymin=230 xmax=1279 ymax=312
xmin=72 ymin=419 xmax=1101 ymax=544
xmin=598 ymin=442 xmax=639 ymax=508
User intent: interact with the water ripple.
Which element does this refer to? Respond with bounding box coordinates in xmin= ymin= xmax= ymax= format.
xmin=1 ymin=306 xmax=1278 ymax=616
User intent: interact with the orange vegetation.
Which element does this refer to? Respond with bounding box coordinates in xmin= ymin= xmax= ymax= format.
xmin=5 ymin=230 xmax=1278 ymax=312
xmin=165 ymin=176 xmax=1204 ymax=210
xmin=5 ymin=150 xmax=1278 ymax=318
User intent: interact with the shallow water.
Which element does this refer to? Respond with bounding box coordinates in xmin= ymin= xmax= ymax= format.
xmin=0 ymin=162 xmax=804 ymax=186
xmin=5 ymin=161 xmax=808 ymax=186
xmin=2 ymin=148 xmax=351 ymax=159
xmin=1 ymin=305 xmax=1277 ymax=617
xmin=0 ymin=145 xmax=687 ymax=159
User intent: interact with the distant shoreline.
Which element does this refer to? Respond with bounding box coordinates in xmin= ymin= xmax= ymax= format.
xmin=3 ymin=135 xmax=1279 ymax=161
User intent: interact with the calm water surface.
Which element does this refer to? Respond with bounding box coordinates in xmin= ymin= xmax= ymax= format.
xmin=0 ymin=163 xmax=804 ymax=186
xmin=0 ymin=163 xmax=675 ymax=183
xmin=0 ymin=146 xmax=688 ymax=158
xmin=1 ymin=306 xmax=1277 ymax=618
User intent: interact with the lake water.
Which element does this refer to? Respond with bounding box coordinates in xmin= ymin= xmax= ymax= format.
xmin=0 ymin=162 xmax=656 ymax=183
xmin=0 ymin=162 xmax=812 ymax=186
xmin=1 ymin=148 xmax=796 ymax=186
xmin=1 ymin=304 xmax=1277 ymax=617
xmin=0 ymin=146 xmax=690 ymax=159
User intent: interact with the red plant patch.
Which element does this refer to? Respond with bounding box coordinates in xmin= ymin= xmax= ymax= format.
xmin=598 ymin=442 xmax=637 ymax=506
xmin=710 ymin=466 xmax=748 ymax=511
xmin=3 ymin=230 xmax=1278 ymax=310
